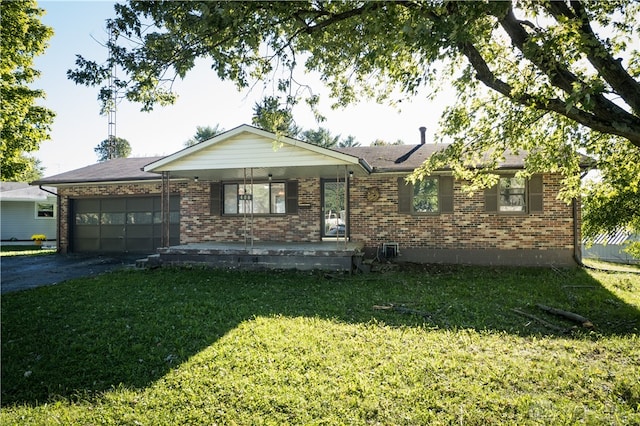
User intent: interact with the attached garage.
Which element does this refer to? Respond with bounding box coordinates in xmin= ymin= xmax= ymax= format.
xmin=71 ymin=196 xmax=180 ymax=253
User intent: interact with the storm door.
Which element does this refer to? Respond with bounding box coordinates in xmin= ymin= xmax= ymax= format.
xmin=321 ymin=179 xmax=348 ymax=238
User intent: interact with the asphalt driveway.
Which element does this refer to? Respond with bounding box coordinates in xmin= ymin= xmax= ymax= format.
xmin=1 ymin=254 xmax=144 ymax=294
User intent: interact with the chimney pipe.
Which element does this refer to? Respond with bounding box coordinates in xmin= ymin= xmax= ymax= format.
xmin=419 ymin=126 xmax=426 ymax=145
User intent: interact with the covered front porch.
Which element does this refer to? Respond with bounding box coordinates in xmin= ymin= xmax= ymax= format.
xmin=145 ymin=241 xmax=365 ymax=272
xmin=141 ymin=125 xmax=372 ymax=271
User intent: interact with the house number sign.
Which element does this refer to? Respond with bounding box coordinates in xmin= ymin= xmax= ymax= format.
xmin=238 ymin=194 xmax=253 ymax=201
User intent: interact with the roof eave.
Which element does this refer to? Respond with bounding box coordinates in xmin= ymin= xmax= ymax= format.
xmin=29 ymin=177 xmax=171 ymax=187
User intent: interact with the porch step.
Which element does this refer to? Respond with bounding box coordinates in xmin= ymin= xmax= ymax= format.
xmin=135 ymin=254 xmax=161 ymax=269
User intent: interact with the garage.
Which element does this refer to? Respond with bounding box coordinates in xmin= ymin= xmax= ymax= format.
xmin=71 ymin=196 xmax=180 ymax=253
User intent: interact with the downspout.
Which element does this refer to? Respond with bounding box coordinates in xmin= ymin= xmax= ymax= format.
xmin=573 ymin=198 xmax=582 ymax=266
xmin=39 ymin=185 xmax=61 ymax=253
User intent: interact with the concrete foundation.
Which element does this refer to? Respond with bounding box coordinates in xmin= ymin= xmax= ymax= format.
xmin=154 ymin=241 xmax=364 ymax=272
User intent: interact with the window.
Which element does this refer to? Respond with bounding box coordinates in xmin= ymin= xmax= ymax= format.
xmin=100 ymin=212 xmax=125 ymax=225
xmin=211 ymin=181 xmax=298 ymax=216
xmin=484 ymin=175 xmax=543 ymax=213
xmin=398 ymin=176 xmax=454 ymax=214
xmin=499 ymin=176 xmax=526 ymax=212
xmin=413 ymin=178 xmax=440 ymax=213
xmin=75 ymin=212 xmax=99 ymax=225
xmin=222 ymin=182 xmax=286 ymax=215
xmin=36 ymin=202 xmax=55 ymax=219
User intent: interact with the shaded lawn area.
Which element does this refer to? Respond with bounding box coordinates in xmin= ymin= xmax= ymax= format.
xmin=1 ymin=265 xmax=639 ymax=424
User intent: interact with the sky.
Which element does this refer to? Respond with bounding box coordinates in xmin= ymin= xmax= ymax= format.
xmin=33 ymin=1 xmax=452 ymax=176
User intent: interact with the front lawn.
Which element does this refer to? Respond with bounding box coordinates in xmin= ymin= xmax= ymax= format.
xmin=2 ymin=265 xmax=639 ymax=424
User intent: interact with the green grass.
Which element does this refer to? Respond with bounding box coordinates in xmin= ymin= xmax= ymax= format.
xmin=582 ymin=257 xmax=640 ymax=273
xmin=2 ymin=265 xmax=639 ymax=424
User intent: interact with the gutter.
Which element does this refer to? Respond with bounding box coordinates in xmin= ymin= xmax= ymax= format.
xmin=358 ymin=159 xmax=373 ymax=174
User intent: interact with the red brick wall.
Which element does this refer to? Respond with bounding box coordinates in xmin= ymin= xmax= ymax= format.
xmin=180 ymin=178 xmax=320 ymax=243
xmin=56 ymin=173 xmax=577 ymax=260
xmin=348 ymin=173 xmax=576 ymax=252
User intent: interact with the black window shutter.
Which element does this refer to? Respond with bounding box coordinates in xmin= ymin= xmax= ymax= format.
xmin=485 ymin=184 xmax=498 ymax=212
xmin=210 ymin=182 xmax=221 ymax=215
xmin=528 ymin=175 xmax=543 ymax=212
xmin=286 ymin=180 xmax=298 ymax=214
xmin=398 ymin=177 xmax=412 ymax=214
xmin=439 ymin=176 xmax=454 ymax=213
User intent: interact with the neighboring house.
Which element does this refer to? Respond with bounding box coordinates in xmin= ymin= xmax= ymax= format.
xmin=583 ymin=230 xmax=640 ymax=265
xmin=33 ymin=124 xmax=582 ymax=267
xmin=0 ymin=182 xmax=57 ymax=242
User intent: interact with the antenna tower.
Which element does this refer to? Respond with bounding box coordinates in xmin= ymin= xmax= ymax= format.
xmin=107 ymin=23 xmax=117 ymax=159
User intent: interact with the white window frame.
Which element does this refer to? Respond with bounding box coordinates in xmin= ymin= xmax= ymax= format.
xmin=498 ymin=176 xmax=527 ymax=213
xmin=35 ymin=201 xmax=55 ymax=219
xmin=222 ymin=181 xmax=287 ymax=215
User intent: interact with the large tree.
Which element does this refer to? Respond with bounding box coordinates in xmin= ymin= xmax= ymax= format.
xmin=184 ymin=124 xmax=224 ymax=147
xmin=68 ymin=1 xmax=640 ymax=246
xmin=1 ymin=0 xmax=55 ymax=181
xmin=301 ymin=127 xmax=340 ymax=148
xmin=94 ymin=137 xmax=132 ymax=162
xmin=251 ymin=96 xmax=302 ymax=137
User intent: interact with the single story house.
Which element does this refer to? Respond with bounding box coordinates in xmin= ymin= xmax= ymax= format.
xmin=33 ymin=124 xmax=581 ymax=268
xmin=0 ymin=182 xmax=57 ymax=243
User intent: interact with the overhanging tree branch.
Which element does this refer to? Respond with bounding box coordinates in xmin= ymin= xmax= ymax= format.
xmin=483 ymin=4 xmax=640 ymax=146
xmin=458 ymin=41 xmax=640 ymax=146
xmin=545 ymin=0 xmax=640 ymax=115
xmin=496 ymin=4 xmax=633 ymax=122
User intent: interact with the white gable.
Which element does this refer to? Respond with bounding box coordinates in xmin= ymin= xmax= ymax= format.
xmin=144 ymin=125 xmax=370 ymax=180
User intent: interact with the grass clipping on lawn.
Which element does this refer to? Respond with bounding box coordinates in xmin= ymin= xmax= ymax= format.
xmin=1 ymin=266 xmax=639 ymax=425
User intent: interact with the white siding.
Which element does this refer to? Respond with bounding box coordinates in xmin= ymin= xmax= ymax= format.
xmin=156 ymin=134 xmax=355 ymax=172
xmin=1 ymin=201 xmax=57 ymax=241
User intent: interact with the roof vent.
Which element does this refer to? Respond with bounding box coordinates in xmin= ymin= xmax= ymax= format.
xmin=419 ymin=126 xmax=426 ymax=145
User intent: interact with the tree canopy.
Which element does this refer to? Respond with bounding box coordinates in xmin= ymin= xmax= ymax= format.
xmin=68 ymin=1 xmax=640 ymax=247
xmin=251 ymin=96 xmax=302 ymax=137
xmin=94 ymin=137 xmax=132 ymax=162
xmin=299 ymin=127 xmax=359 ymax=148
xmin=1 ymin=0 xmax=55 ymax=181
xmin=184 ymin=124 xmax=224 ymax=147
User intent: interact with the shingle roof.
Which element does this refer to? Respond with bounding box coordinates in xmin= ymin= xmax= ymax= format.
xmin=335 ymin=144 xmax=528 ymax=172
xmin=32 ymin=157 xmax=164 ymax=185
xmin=0 ymin=182 xmax=57 ymax=201
xmin=34 ymin=144 xmax=533 ymax=185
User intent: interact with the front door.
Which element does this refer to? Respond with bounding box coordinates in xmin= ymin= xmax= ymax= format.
xmin=321 ymin=179 xmax=348 ymax=238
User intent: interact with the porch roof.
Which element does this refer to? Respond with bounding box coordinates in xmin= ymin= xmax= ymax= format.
xmin=143 ymin=124 xmax=372 ymax=180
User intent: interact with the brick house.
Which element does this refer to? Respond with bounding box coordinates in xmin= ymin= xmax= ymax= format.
xmin=34 ymin=124 xmax=581 ymax=268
